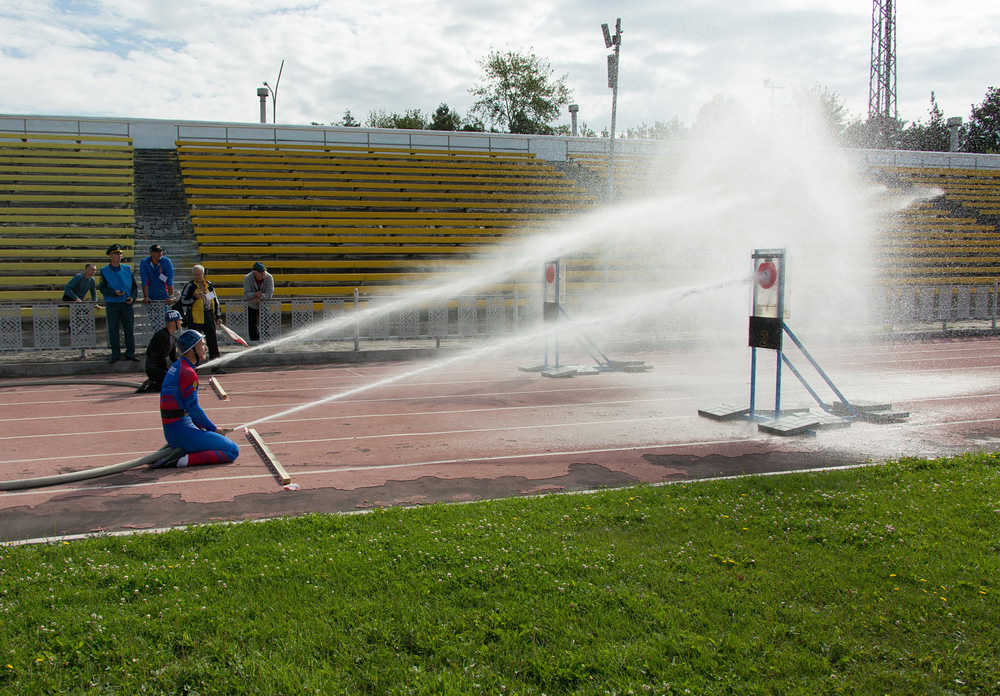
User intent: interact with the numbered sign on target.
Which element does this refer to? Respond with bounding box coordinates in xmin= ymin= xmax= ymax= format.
xmin=749 ymin=249 xmax=785 ymax=349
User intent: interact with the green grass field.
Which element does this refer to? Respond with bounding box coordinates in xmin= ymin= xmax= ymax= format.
xmin=1 ymin=452 xmax=997 ymax=695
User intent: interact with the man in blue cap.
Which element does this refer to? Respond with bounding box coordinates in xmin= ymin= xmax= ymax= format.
xmin=137 ymin=309 xmax=183 ymax=393
xmin=140 ymin=244 xmax=175 ymax=308
xmin=99 ymin=243 xmax=138 ymax=363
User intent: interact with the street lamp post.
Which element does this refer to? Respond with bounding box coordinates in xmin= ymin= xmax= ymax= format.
xmin=263 ymin=59 xmax=285 ymax=125
xmin=601 ymin=18 xmax=622 ymax=202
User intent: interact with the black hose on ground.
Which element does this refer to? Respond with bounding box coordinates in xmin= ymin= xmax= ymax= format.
xmin=0 ymin=378 xmax=143 ymax=390
xmin=0 ymin=376 xmax=175 ymax=491
xmin=0 ymin=445 xmax=183 ymax=492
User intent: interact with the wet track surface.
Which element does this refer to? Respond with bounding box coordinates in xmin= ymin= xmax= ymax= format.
xmin=3 ymin=336 xmax=999 ymax=543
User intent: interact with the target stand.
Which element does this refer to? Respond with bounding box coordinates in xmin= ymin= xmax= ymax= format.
xmin=698 ymin=248 xmax=908 ymax=436
xmin=518 ymin=259 xmax=652 ymax=378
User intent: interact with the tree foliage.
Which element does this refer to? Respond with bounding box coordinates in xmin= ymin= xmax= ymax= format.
xmin=900 ymin=92 xmax=949 ymax=152
xmin=963 ymin=86 xmax=1000 ymax=154
xmin=469 ymin=49 xmax=572 ymax=135
xmin=692 ymin=94 xmax=749 ymax=138
xmin=339 ymin=110 xmax=360 ymax=127
xmin=623 ymin=119 xmax=687 ymax=140
xmin=365 ymin=108 xmax=428 ymax=130
xmin=788 ymin=84 xmax=849 ymax=139
xmin=428 ymin=103 xmax=462 ymax=131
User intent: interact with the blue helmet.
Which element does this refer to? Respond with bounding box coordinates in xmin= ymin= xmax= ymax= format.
xmin=166 ymin=310 xmax=182 ymax=323
xmin=175 ymin=329 xmax=205 ymax=355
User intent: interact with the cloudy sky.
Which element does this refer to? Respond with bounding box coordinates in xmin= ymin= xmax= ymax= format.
xmin=1 ymin=0 xmax=998 ymax=133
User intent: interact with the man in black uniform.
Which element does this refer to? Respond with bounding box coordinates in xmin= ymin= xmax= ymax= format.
xmin=136 ymin=309 xmax=183 ymax=393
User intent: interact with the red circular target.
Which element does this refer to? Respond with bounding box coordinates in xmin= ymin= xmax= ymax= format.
xmin=757 ymin=261 xmax=777 ymax=289
xmin=545 ymin=265 xmax=556 ymax=284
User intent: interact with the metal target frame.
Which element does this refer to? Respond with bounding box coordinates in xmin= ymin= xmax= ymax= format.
xmin=748 ymin=248 xmax=858 ymax=422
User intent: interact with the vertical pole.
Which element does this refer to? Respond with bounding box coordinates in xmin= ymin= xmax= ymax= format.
xmin=353 ymin=288 xmax=360 ymax=351
xmin=774 ymin=249 xmax=786 ymax=420
xmin=774 ymin=348 xmax=783 ymax=419
xmin=604 ymin=19 xmax=622 ymax=203
xmin=749 ymin=346 xmax=758 ymax=416
xmin=992 ymin=278 xmax=1000 ymax=331
xmin=554 ymin=261 xmax=561 ymax=368
xmin=512 ymin=287 xmax=519 ymax=332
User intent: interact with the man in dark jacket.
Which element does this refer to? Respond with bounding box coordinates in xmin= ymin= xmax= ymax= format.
xmin=136 ymin=310 xmax=183 ymax=393
xmin=62 ymin=264 xmax=98 ymax=302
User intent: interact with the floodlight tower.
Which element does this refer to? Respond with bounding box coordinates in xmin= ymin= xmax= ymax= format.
xmin=601 ymin=18 xmax=622 ymax=202
xmin=868 ymin=0 xmax=897 ymax=130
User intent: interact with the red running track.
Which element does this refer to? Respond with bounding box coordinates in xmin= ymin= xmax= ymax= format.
xmin=2 ymin=336 xmax=1000 ymax=543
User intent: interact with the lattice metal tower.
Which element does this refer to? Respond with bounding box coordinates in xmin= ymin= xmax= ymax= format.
xmin=868 ymin=0 xmax=897 ymax=121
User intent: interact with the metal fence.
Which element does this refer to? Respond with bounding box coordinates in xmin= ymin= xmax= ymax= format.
xmin=2 ymin=285 xmax=998 ymax=354
xmin=0 ymin=293 xmax=538 ymax=353
xmin=881 ymin=284 xmax=1000 ymax=329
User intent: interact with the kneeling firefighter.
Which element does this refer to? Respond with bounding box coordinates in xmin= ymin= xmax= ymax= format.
xmin=154 ymin=329 xmax=240 ymax=468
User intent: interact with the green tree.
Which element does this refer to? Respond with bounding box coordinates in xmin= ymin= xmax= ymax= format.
xmin=787 ymin=84 xmax=849 ymax=138
xmin=339 ymin=110 xmax=361 ymax=127
xmin=365 ymin=109 xmax=428 ymax=130
xmin=469 ymin=49 xmax=572 ymax=135
xmin=461 ymin=118 xmax=487 ymax=132
xmin=428 ymin=104 xmax=463 ymax=131
xmin=841 ymin=114 xmax=905 ymax=150
xmin=900 ymin=92 xmax=949 ymax=151
xmin=624 ymin=118 xmax=687 ymax=140
xmin=963 ymin=86 xmax=1000 ymax=153
xmin=692 ymin=94 xmax=748 ymax=137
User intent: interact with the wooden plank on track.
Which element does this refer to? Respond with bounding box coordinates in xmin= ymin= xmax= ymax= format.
xmin=245 ymin=428 xmax=292 ymax=486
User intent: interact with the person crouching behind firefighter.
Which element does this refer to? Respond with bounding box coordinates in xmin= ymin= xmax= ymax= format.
xmin=153 ymin=329 xmax=239 ymax=469
xmin=136 ymin=309 xmax=183 ymax=393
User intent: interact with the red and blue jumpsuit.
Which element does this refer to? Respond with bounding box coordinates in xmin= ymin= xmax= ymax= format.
xmin=159 ymin=356 xmax=240 ymax=465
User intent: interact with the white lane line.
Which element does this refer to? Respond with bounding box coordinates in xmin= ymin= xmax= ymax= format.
xmin=0 ymin=436 xmax=767 ymax=499
xmin=5 ymin=411 xmax=1000 ymax=500
xmin=5 ymin=360 xmax=1000 ymax=421
xmin=4 ymin=384 xmax=1000 ymax=445
xmin=0 ymin=395 xmax=699 ymax=440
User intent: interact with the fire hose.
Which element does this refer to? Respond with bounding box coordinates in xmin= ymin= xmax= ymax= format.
xmin=0 ymin=378 xmax=180 ymax=491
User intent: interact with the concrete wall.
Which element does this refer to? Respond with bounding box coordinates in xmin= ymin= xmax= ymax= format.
xmin=3 ymin=112 xmax=1000 ymax=169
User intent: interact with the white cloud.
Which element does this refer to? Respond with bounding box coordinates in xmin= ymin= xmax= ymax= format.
xmin=0 ymin=0 xmax=997 ymax=130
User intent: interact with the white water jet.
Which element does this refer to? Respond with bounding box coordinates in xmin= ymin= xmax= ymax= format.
xmin=217 ymin=117 xmax=944 ymax=404
xmin=203 ymin=190 xmax=753 ymax=371
xmin=237 ymin=275 xmax=748 ymax=430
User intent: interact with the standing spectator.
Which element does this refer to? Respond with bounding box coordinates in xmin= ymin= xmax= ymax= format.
xmin=242 ymin=261 xmax=274 ymax=342
xmin=139 ymin=244 xmax=175 ymax=307
xmin=179 ymin=264 xmax=226 ymax=374
xmin=137 ymin=309 xmax=183 ymax=393
xmin=62 ymin=263 xmax=98 ymax=302
xmin=99 ymin=243 xmax=138 ymax=364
